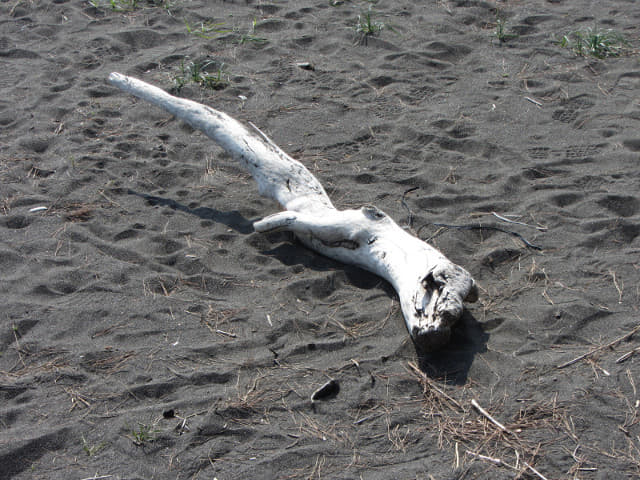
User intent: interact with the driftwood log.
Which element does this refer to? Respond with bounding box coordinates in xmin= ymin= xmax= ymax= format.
xmin=108 ymin=72 xmax=478 ymax=352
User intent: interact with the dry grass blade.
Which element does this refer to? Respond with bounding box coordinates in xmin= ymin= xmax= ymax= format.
xmin=406 ymin=361 xmax=465 ymax=412
xmin=81 ymin=350 xmax=136 ymax=374
xmin=523 ymin=461 xmax=550 ymax=480
xmin=65 ymin=387 xmax=92 ymax=412
xmin=471 ymin=398 xmax=509 ymax=433
xmin=616 ymin=346 xmax=640 ymax=364
xmin=557 ymin=324 xmax=640 ymax=369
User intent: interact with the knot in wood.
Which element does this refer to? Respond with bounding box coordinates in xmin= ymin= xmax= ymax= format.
xmin=361 ymin=205 xmax=386 ymax=220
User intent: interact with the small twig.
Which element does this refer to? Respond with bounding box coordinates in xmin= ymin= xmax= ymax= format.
xmin=401 ymin=187 xmax=419 ymax=229
xmin=471 ymin=398 xmax=508 ymax=433
xmin=466 ymin=449 xmax=549 ymax=480
xmin=407 ymin=361 xmax=465 ymax=412
xmin=523 ymin=461 xmax=550 ymax=480
xmin=248 ymin=121 xmax=282 ymax=155
xmin=490 ymin=212 xmax=547 ymax=231
xmin=626 ymin=369 xmax=637 ymax=397
xmin=557 ymin=324 xmax=640 ymax=369
xmin=98 ymin=190 xmax=121 ymax=208
xmin=609 ymin=270 xmax=623 ymax=303
xmin=353 ymin=412 xmax=383 ymax=425
xmin=616 ymin=346 xmax=640 ymax=364
xmin=524 ymin=96 xmax=543 ymax=107
xmin=466 ymin=450 xmax=504 ymax=465
xmin=175 ymin=415 xmax=190 ymax=434
xmin=79 ymin=476 xmax=113 ymax=480
xmin=215 ymin=329 xmax=237 ymax=338
xmin=9 ymin=0 xmax=23 ymax=16
xmin=431 ymin=223 xmax=543 ymax=250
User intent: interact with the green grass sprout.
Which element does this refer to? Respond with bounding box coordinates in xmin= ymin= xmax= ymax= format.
xmin=185 ymin=19 xmax=230 ymax=40
xmin=89 ymin=0 xmax=174 ymax=13
xmin=238 ymin=18 xmax=268 ymax=45
xmin=82 ymin=436 xmax=107 ymax=457
xmin=494 ymin=16 xmax=518 ymax=43
xmin=127 ymin=422 xmax=160 ymax=446
xmin=559 ymin=27 xmax=629 ymax=58
xmin=173 ymin=59 xmax=229 ymax=92
xmin=356 ymin=8 xmax=384 ymax=37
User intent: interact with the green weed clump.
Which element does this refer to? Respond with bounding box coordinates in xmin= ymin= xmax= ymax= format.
xmin=559 ymin=27 xmax=629 ymax=58
xmin=494 ymin=17 xmax=518 ymax=43
xmin=184 ymin=17 xmax=266 ymax=45
xmin=238 ymin=18 xmax=268 ymax=45
xmin=184 ymin=20 xmax=230 ymax=40
xmin=173 ymin=59 xmax=229 ymax=92
xmin=127 ymin=422 xmax=160 ymax=446
xmin=81 ymin=436 xmax=107 ymax=457
xmin=355 ymin=9 xmax=385 ymax=37
xmin=89 ymin=0 xmax=173 ymax=12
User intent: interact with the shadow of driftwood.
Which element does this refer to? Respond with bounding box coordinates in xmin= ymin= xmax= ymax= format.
xmin=131 ymin=190 xmax=389 ymax=287
xmin=128 ymin=189 xmax=255 ymax=234
xmin=128 ymin=189 xmax=486 ymax=379
xmin=416 ymin=309 xmax=488 ymax=385
xmin=262 ymin=242 xmax=388 ymax=289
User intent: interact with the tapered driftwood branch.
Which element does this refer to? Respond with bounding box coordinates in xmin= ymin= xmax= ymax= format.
xmin=108 ymin=72 xmax=478 ymax=351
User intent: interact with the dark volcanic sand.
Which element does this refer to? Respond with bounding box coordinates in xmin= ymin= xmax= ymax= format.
xmin=1 ymin=1 xmax=640 ymax=479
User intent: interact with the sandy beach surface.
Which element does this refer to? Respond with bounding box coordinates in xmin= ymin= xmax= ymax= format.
xmin=1 ymin=1 xmax=640 ymax=478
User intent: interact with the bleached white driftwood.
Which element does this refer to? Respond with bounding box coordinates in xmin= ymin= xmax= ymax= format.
xmin=108 ymin=72 xmax=478 ymax=351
